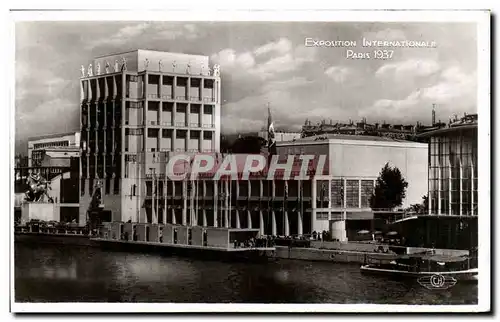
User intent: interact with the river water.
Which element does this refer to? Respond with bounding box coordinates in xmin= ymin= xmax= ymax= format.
xmin=14 ymin=243 xmax=477 ymax=304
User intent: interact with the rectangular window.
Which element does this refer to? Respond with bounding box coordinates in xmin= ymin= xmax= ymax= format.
xmin=203 ymin=132 xmax=212 ymax=140
xmin=147 ymin=129 xmax=158 ymax=138
xmin=125 ymin=154 xmax=138 ymax=162
xmin=316 ymin=212 xmax=329 ymax=220
xmin=88 ymin=178 xmax=94 ymax=195
xmin=126 ymin=128 xmax=143 ymax=136
xmin=330 ymin=179 xmax=343 ymax=207
xmin=346 ymin=180 xmax=359 ymax=208
xmin=105 ymin=179 xmax=111 ymax=195
xmin=113 ymin=178 xmax=120 ymax=195
xmin=81 ymin=179 xmax=86 ymax=196
xmin=361 ymin=180 xmax=374 ymax=208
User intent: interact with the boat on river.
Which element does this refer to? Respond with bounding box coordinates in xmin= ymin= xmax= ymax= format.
xmin=360 ymin=252 xmax=478 ymax=281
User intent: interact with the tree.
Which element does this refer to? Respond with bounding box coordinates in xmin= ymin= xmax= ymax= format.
xmin=409 ymin=195 xmax=428 ymax=214
xmin=370 ymin=163 xmax=408 ymax=210
xmin=231 ymin=136 xmax=266 ymax=154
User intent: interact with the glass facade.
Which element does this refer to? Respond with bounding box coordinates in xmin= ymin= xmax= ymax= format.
xmin=428 ymin=128 xmax=477 ymax=216
xmin=361 ymin=180 xmax=374 ymax=208
xmin=329 ymin=179 xmax=375 ymax=209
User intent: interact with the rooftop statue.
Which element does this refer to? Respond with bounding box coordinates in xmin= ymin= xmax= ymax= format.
xmin=80 ymin=65 xmax=85 ymax=77
xmin=172 ymin=61 xmax=177 ymax=72
xmin=105 ymin=61 xmax=110 ymax=73
xmin=121 ymin=57 xmax=127 ymax=71
xmin=114 ymin=60 xmax=119 ymax=72
xmin=186 ymin=62 xmax=191 ymax=74
xmin=213 ymin=64 xmax=220 ymax=77
xmin=145 ymin=58 xmax=150 ymax=70
xmin=159 ymin=59 xmax=163 ymax=72
xmin=25 ymin=172 xmax=53 ymax=203
xmin=87 ymin=64 xmax=93 ymax=77
xmin=96 ymin=62 xmax=101 ymax=75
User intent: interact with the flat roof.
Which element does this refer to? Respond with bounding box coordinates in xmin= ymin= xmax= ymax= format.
xmin=289 ymin=134 xmax=417 ymax=142
xmin=95 ymin=49 xmax=208 ymax=59
xmin=417 ymin=124 xmax=478 ymax=138
xmin=28 ymin=131 xmax=79 ymax=142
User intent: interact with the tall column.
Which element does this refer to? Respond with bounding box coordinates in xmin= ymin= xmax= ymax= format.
xmin=236 ymin=210 xmax=241 ymax=228
xmin=358 ymin=179 xmax=362 ymax=209
xmin=449 ymin=165 xmax=452 ymax=216
xmin=203 ymin=209 xmax=207 ymax=227
xmin=271 ymin=211 xmax=277 ymax=236
xmin=428 ymin=175 xmax=432 ymax=215
xmin=158 ymin=75 xmax=163 ymax=99
xmin=172 ymin=76 xmax=176 ymax=99
xmin=259 ymin=210 xmax=264 ymax=236
xmin=247 ymin=210 xmax=252 ymax=229
xmin=471 ymin=163 xmax=474 ymax=215
xmin=182 ymin=180 xmax=187 ymax=225
xmin=284 ymin=210 xmax=289 ymax=236
xmin=163 ymin=179 xmax=167 ymax=225
xmin=459 ymin=161 xmax=463 ymax=216
xmin=298 ymin=211 xmax=303 ymax=236
xmin=298 ymin=180 xmax=303 ymax=236
xmin=311 ymin=178 xmax=317 ymax=231
xmin=213 ymin=180 xmax=218 ymax=227
xmin=438 ymin=165 xmax=442 ymax=215
xmin=224 ymin=180 xmax=229 ymax=228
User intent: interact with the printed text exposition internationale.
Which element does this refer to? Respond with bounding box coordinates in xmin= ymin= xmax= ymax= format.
xmin=304 ymin=38 xmax=437 ymax=48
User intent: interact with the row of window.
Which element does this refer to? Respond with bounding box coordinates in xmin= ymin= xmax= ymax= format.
xmin=130 ymin=75 xmax=215 ymax=88
xmin=33 ymin=140 xmax=70 ymax=150
xmin=328 ymin=179 xmax=375 ymax=208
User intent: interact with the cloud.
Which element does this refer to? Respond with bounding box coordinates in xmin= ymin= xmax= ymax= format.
xmin=364 ymin=28 xmax=406 ymax=40
xmin=263 ymin=77 xmax=314 ymax=92
xmin=325 ymin=66 xmax=351 ymax=83
xmin=156 ymin=23 xmax=200 ymax=40
xmin=361 ymin=65 xmax=476 ymax=122
xmin=88 ymin=23 xmax=200 ymax=48
xmin=88 ymin=23 xmax=151 ymax=48
xmin=376 ymin=59 xmax=440 ymax=78
xmin=254 ymin=37 xmax=292 ymax=56
xmin=212 ymin=39 xmax=316 ymax=81
xmin=422 ymin=66 xmax=476 ymax=103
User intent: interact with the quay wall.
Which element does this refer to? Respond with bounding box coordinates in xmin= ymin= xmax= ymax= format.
xmin=310 ymin=241 xmax=469 ymax=257
xmin=271 ymin=246 xmax=393 ymax=264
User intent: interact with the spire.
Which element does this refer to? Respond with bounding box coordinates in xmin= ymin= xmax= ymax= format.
xmin=267 ymin=103 xmax=276 ymax=156
xmin=432 ymin=104 xmax=436 ymax=126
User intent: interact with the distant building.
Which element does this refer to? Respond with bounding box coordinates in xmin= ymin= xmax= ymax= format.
xmin=27 ymin=131 xmax=80 ymax=167
xmin=419 ymin=113 xmax=478 ymax=216
xmin=392 ymin=113 xmax=478 ymax=250
xmin=300 ymin=118 xmax=427 ymax=142
xmin=258 ymin=130 xmax=301 ymax=142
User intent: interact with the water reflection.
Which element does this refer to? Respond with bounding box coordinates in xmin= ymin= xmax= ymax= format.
xmin=15 ymin=243 xmax=478 ymax=304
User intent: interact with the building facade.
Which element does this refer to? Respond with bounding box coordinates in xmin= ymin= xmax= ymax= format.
xmin=276 ymin=134 xmax=428 ymax=239
xmin=79 ymin=50 xmax=221 ymax=225
xmin=419 ymin=114 xmax=478 ymax=216
xmin=97 ymin=134 xmax=427 ymax=240
xmin=28 ymin=131 xmax=80 ymax=167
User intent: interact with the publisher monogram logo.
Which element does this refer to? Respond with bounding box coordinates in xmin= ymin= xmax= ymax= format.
xmin=417 ymin=274 xmax=457 ymax=290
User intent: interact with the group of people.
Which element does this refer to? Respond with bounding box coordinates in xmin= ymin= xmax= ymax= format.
xmin=233 ymin=236 xmax=277 ymax=249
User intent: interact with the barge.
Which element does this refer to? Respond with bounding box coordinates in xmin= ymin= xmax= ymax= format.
xmin=360 ymin=253 xmax=478 ymax=282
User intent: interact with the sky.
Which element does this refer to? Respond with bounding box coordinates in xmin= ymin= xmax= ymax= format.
xmin=15 ymin=21 xmax=477 ymax=154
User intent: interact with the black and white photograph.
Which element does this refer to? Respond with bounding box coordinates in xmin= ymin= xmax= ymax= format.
xmin=9 ymin=9 xmax=490 ymax=313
